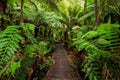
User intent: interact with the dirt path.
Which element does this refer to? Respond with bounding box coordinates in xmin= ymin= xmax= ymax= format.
xmin=46 ymin=43 xmax=80 ymax=80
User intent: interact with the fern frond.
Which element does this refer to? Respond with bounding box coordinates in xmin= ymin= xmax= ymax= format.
xmin=0 ymin=25 xmax=24 ymax=71
xmin=97 ymin=24 xmax=120 ymax=53
xmin=73 ymin=39 xmax=99 ymax=53
xmin=78 ymin=11 xmax=94 ymax=21
xmin=73 ymin=23 xmax=120 ymax=79
xmin=81 ymin=31 xmax=98 ymax=40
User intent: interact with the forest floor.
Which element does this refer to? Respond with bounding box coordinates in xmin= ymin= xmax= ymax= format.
xmin=46 ymin=43 xmax=81 ymax=80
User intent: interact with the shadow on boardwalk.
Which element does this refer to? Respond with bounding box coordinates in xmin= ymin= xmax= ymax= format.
xmin=46 ymin=43 xmax=80 ymax=80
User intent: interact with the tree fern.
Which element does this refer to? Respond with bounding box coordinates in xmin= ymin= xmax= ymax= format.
xmin=73 ymin=24 xmax=120 ymax=53
xmin=22 ymin=23 xmax=37 ymax=44
xmin=73 ymin=23 xmax=120 ymax=79
xmin=22 ymin=23 xmax=52 ymax=56
xmin=97 ymin=24 xmax=120 ymax=53
xmin=78 ymin=11 xmax=94 ymax=21
xmin=0 ymin=25 xmax=24 ymax=75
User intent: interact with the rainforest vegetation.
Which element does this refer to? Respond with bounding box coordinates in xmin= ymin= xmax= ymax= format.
xmin=0 ymin=0 xmax=120 ymax=80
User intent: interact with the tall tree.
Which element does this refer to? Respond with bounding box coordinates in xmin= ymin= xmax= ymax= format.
xmin=0 ymin=0 xmax=8 ymax=13
xmin=20 ymin=0 xmax=24 ymax=23
xmin=84 ymin=0 xmax=87 ymax=25
xmin=99 ymin=0 xmax=107 ymax=23
xmin=0 ymin=0 xmax=8 ymax=29
xmin=94 ymin=0 xmax=99 ymax=26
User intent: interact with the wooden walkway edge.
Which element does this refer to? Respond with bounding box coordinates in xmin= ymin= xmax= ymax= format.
xmin=46 ymin=43 xmax=80 ymax=80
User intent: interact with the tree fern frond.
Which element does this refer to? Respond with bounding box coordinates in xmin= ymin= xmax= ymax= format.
xmin=87 ymin=4 xmax=94 ymax=9
xmin=97 ymin=24 xmax=120 ymax=53
xmin=81 ymin=31 xmax=98 ymax=40
xmin=73 ymin=39 xmax=99 ymax=53
xmin=0 ymin=25 xmax=24 ymax=74
xmin=73 ymin=23 xmax=120 ymax=79
xmin=78 ymin=11 xmax=94 ymax=21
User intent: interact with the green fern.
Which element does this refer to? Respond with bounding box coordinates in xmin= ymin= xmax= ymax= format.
xmin=0 ymin=25 xmax=24 ymax=73
xmin=23 ymin=44 xmax=36 ymax=57
xmin=78 ymin=11 xmax=94 ymax=21
xmin=97 ymin=24 xmax=120 ymax=53
xmin=22 ymin=23 xmax=51 ymax=56
xmin=73 ymin=23 xmax=120 ymax=79
xmin=22 ymin=23 xmax=37 ymax=44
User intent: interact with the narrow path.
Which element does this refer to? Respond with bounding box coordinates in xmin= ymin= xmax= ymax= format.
xmin=46 ymin=43 xmax=80 ymax=80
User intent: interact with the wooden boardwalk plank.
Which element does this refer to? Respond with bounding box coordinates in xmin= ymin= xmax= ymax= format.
xmin=46 ymin=43 xmax=80 ymax=80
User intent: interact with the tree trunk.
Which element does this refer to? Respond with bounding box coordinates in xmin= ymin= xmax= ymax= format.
xmin=94 ymin=0 xmax=99 ymax=26
xmin=0 ymin=0 xmax=8 ymax=13
xmin=20 ymin=0 xmax=24 ymax=23
xmin=84 ymin=0 xmax=87 ymax=25
xmin=99 ymin=0 xmax=107 ymax=23
xmin=0 ymin=0 xmax=8 ymax=29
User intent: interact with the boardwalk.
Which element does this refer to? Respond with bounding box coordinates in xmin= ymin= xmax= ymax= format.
xmin=46 ymin=43 xmax=80 ymax=80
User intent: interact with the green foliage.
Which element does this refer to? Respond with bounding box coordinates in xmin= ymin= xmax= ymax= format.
xmin=38 ymin=11 xmax=62 ymax=28
xmin=0 ymin=13 xmax=9 ymax=21
xmin=23 ymin=42 xmax=52 ymax=56
xmin=7 ymin=60 xmax=21 ymax=76
xmin=57 ymin=0 xmax=82 ymax=27
xmin=7 ymin=0 xmax=21 ymax=24
xmin=2 ymin=0 xmax=120 ymax=80
xmin=73 ymin=24 xmax=120 ymax=53
xmin=23 ymin=44 xmax=36 ymax=57
xmin=14 ymin=57 xmax=34 ymax=80
xmin=0 ymin=25 xmax=24 ymax=71
xmin=78 ymin=11 xmax=94 ymax=22
xmin=39 ymin=58 xmax=52 ymax=79
xmin=39 ymin=41 xmax=52 ymax=56
xmin=22 ymin=23 xmax=52 ymax=56
xmin=83 ymin=52 xmax=120 ymax=80
xmin=23 ymin=23 xmax=36 ymax=34
xmin=108 ymin=0 xmax=120 ymax=16
xmin=23 ymin=1 xmax=62 ymax=28
xmin=97 ymin=24 xmax=120 ymax=53
xmin=39 ymin=59 xmax=51 ymax=70
xmin=73 ymin=24 xmax=120 ymax=79
xmin=22 ymin=23 xmax=37 ymax=44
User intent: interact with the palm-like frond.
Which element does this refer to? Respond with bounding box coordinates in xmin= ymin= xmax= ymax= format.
xmin=57 ymin=0 xmax=82 ymax=27
xmin=78 ymin=11 xmax=94 ymax=21
xmin=0 ymin=25 xmax=24 ymax=75
xmin=108 ymin=0 xmax=120 ymax=16
xmin=73 ymin=24 xmax=120 ymax=79
xmin=97 ymin=24 xmax=120 ymax=53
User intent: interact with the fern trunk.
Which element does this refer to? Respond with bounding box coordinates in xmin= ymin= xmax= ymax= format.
xmin=84 ymin=0 xmax=87 ymax=25
xmin=94 ymin=0 xmax=99 ymax=26
xmin=99 ymin=0 xmax=107 ymax=23
xmin=20 ymin=0 xmax=24 ymax=23
xmin=0 ymin=0 xmax=8 ymax=29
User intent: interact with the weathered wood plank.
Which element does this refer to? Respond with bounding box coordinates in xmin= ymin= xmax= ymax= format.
xmin=46 ymin=43 xmax=80 ymax=80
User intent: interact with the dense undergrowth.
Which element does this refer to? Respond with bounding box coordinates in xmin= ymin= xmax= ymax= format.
xmin=0 ymin=0 xmax=120 ymax=80
xmin=72 ymin=24 xmax=120 ymax=80
xmin=0 ymin=24 xmax=54 ymax=80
